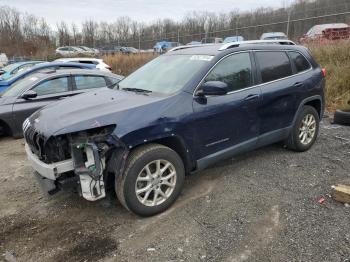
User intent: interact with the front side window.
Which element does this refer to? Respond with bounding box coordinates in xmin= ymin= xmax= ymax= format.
xmin=33 ymin=77 xmax=69 ymax=96
xmin=74 ymin=75 xmax=107 ymax=90
xmin=204 ymin=52 xmax=252 ymax=93
xmin=289 ymin=51 xmax=311 ymax=73
xmin=255 ymin=51 xmax=292 ymax=83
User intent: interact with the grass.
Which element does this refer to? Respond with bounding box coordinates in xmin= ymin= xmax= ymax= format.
xmin=103 ymin=53 xmax=156 ymax=76
xmin=104 ymin=41 xmax=350 ymax=111
xmin=308 ymin=41 xmax=350 ymax=111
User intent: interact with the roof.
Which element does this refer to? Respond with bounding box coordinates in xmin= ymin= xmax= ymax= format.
xmin=310 ymin=23 xmax=349 ymax=34
xmin=55 ymin=58 xmax=102 ymax=62
xmin=37 ymin=68 xmax=120 ymax=78
xmin=261 ymin=32 xmax=287 ymax=37
xmin=20 ymin=69 xmax=122 ymax=84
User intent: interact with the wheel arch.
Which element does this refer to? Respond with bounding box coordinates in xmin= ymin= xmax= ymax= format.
xmin=150 ymin=135 xmax=195 ymax=174
xmin=105 ymin=134 xmax=195 ymax=190
xmin=0 ymin=119 xmax=13 ymax=136
xmin=292 ymin=95 xmax=323 ymax=126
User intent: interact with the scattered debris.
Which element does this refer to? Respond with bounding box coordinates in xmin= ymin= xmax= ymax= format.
xmin=3 ymin=251 xmax=17 ymax=262
xmin=318 ymin=196 xmax=326 ymax=204
xmin=332 ymin=184 xmax=350 ymax=204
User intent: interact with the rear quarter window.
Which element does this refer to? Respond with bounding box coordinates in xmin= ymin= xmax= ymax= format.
xmin=255 ymin=51 xmax=293 ymax=83
xmin=289 ymin=51 xmax=311 ymax=73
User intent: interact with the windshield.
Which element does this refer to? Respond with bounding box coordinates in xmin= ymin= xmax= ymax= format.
xmin=117 ymin=54 xmax=213 ymax=95
xmin=2 ymin=76 xmax=39 ymax=97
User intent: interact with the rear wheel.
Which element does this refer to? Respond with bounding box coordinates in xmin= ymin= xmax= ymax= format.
xmin=286 ymin=106 xmax=319 ymax=152
xmin=115 ymin=144 xmax=185 ymax=216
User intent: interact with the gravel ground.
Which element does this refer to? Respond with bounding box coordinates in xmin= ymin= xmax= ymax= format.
xmin=0 ymin=116 xmax=349 ymax=262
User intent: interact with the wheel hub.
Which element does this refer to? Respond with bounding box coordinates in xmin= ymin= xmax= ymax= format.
xmin=135 ymin=159 xmax=177 ymax=207
xmin=299 ymin=113 xmax=316 ymax=145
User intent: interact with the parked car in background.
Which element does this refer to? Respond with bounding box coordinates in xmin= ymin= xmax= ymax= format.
xmin=0 ymin=61 xmax=45 ymax=78
xmin=223 ymin=36 xmax=245 ymax=43
xmin=121 ymin=47 xmax=139 ymax=54
xmin=299 ymin=23 xmax=350 ymax=44
xmin=7 ymin=56 xmax=30 ymax=65
xmin=260 ymin=32 xmax=288 ymax=40
xmin=23 ymin=40 xmax=325 ymax=216
xmin=75 ymin=46 xmax=94 ymax=55
xmin=98 ymin=46 xmax=122 ymax=55
xmin=0 ymin=69 xmax=122 ymax=138
xmin=201 ymin=37 xmax=223 ymax=44
xmin=0 ymin=53 xmax=8 ymax=67
xmin=186 ymin=41 xmax=202 ymax=45
xmin=0 ymin=62 xmax=96 ymax=93
xmin=153 ymin=41 xmax=181 ymax=53
xmin=54 ymin=58 xmax=112 ymax=72
xmin=56 ymin=46 xmax=85 ymax=57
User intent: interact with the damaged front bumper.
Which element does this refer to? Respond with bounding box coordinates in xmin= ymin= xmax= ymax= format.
xmin=25 ymin=125 xmax=128 ymax=202
xmin=25 ymin=143 xmax=74 ymax=180
xmin=26 ymin=142 xmax=110 ymax=201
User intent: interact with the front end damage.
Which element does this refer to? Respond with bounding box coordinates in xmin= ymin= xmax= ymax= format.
xmin=25 ymin=124 xmax=129 ymax=201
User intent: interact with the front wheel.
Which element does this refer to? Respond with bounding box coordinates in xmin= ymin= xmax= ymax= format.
xmin=286 ymin=105 xmax=320 ymax=152
xmin=115 ymin=144 xmax=185 ymax=216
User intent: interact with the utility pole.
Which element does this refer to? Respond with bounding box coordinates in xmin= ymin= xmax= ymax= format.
xmin=286 ymin=0 xmax=292 ymax=38
xmin=286 ymin=9 xmax=292 ymax=38
xmin=138 ymin=33 xmax=141 ymax=52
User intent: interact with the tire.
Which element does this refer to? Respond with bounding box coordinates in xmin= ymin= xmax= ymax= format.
xmin=333 ymin=109 xmax=350 ymax=126
xmin=115 ymin=143 xmax=185 ymax=217
xmin=286 ymin=105 xmax=320 ymax=152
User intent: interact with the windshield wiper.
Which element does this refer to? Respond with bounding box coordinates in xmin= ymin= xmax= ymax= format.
xmin=121 ymin=87 xmax=152 ymax=93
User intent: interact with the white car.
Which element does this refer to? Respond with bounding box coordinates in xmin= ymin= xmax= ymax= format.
xmin=0 ymin=53 xmax=8 ymax=67
xmin=54 ymin=58 xmax=112 ymax=71
xmin=55 ymin=46 xmax=85 ymax=57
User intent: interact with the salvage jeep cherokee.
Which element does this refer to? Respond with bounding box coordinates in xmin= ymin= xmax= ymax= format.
xmin=24 ymin=40 xmax=325 ymax=216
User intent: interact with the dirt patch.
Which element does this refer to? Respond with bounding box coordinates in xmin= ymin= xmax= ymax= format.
xmin=0 ymin=117 xmax=349 ymax=261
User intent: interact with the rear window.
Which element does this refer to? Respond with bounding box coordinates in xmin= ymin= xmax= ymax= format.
xmin=256 ymin=51 xmax=293 ymax=83
xmin=289 ymin=51 xmax=311 ymax=73
xmin=78 ymin=60 xmax=96 ymax=65
xmin=74 ymin=75 xmax=107 ymax=90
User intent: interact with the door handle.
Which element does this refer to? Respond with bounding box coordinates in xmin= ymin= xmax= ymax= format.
xmin=244 ymin=94 xmax=259 ymax=101
xmin=294 ymin=82 xmax=303 ymax=87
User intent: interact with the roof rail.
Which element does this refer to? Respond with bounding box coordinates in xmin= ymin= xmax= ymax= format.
xmin=218 ymin=39 xmax=296 ymax=51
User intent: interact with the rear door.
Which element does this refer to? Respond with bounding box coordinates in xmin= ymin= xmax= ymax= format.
xmin=71 ymin=74 xmax=110 ymax=95
xmin=12 ymin=75 xmax=73 ymax=131
xmin=254 ymin=50 xmax=298 ymax=138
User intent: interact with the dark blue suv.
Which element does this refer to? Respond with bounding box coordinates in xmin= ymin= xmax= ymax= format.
xmin=24 ymin=40 xmax=325 ymax=216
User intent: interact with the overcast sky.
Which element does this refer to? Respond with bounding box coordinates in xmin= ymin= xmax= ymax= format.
xmin=0 ymin=0 xmax=285 ymax=26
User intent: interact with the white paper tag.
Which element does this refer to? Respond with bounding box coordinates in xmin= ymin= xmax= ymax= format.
xmin=190 ymin=55 xmax=213 ymax=61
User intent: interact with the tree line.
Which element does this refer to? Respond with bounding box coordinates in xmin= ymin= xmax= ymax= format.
xmin=0 ymin=0 xmax=349 ymax=57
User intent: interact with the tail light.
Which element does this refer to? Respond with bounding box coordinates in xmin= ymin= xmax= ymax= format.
xmin=322 ymin=68 xmax=327 ymax=78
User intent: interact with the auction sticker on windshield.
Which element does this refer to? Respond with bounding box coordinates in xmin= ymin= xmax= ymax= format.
xmin=190 ymin=55 xmax=213 ymax=61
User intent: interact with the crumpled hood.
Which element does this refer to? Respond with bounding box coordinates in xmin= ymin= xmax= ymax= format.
xmin=29 ymin=88 xmax=164 ymax=137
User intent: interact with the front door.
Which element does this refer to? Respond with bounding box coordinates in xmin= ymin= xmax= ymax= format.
xmin=192 ymin=52 xmax=261 ymax=161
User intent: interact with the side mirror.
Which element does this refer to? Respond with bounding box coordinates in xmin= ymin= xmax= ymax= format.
xmin=21 ymin=90 xmax=37 ymax=99
xmin=196 ymin=81 xmax=228 ymax=96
